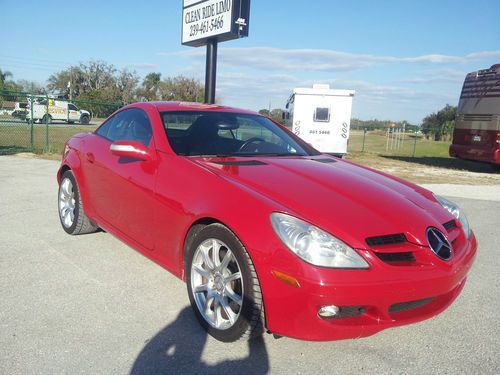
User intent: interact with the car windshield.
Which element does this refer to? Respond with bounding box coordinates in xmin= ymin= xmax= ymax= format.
xmin=161 ymin=111 xmax=319 ymax=157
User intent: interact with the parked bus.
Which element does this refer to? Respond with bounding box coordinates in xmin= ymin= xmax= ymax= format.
xmin=449 ymin=64 xmax=500 ymax=166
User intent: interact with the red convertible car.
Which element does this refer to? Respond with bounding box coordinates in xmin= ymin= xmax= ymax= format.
xmin=57 ymin=102 xmax=477 ymax=342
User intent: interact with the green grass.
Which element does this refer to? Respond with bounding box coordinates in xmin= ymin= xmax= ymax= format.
xmin=1 ymin=122 xmax=451 ymax=160
xmin=0 ymin=121 xmax=97 ymax=155
xmin=348 ymin=130 xmax=451 ymax=157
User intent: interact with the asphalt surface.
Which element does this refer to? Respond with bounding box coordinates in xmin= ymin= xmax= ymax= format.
xmin=1 ymin=155 xmax=499 ymax=374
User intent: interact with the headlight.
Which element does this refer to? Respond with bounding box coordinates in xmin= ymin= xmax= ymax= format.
xmin=270 ymin=212 xmax=369 ymax=269
xmin=435 ymin=195 xmax=471 ymax=238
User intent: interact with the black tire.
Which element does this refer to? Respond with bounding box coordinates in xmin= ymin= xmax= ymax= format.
xmin=68 ymin=121 xmax=74 ymax=125
xmin=80 ymin=115 xmax=90 ymax=124
xmin=58 ymin=170 xmax=99 ymax=235
xmin=42 ymin=114 xmax=52 ymax=124
xmin=185 ymin=223 xmax=265 ymax=342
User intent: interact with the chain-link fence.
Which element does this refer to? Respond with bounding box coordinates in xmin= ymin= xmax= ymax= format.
xmin=0 ymin=90 xmax=122 ymax=155
xmin=1 ymin=90 xmax=451 ymax=158
xmin=348 ymin=125 xmax=450 ymax=158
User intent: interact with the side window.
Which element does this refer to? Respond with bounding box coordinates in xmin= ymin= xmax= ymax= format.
xmin=95 ymin=114 xmax=117 ymax=139
xmin=68 ymin=104 xmax=78 ymax=111
xmin=96 ymin=108 xmax=153 ymax=147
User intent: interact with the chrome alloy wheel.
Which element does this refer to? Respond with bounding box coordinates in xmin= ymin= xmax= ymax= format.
xmin=59 ymin=177 xmax=75 ymax=228
xmin=190 ymin=238 xmax=244 ymax=330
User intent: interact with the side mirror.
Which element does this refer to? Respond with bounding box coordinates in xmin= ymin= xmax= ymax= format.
xmin=110 ymin=140 xmax=153 ymax=161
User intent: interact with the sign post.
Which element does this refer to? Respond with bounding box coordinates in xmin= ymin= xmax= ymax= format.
xmin=182 ymin=0 xmax=250 ymax=104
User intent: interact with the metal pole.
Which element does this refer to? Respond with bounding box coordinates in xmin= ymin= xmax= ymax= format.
xmin=204 ymin=39 xmax=218 ymax=104
xmin=412 ymin=132 xmax=418 ymax=157
xmin=401 ymin=122 xmax=406 ymax=147
xmin=45 ymin=93 xmax=49 ymax=152
xmin=29 ymin=92 xmax=34 ymax=150
xmin=362 ymin=128 xmax=367 ymax=152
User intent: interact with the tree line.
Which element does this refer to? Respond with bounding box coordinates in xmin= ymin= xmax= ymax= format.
xmin=420 ymin=104 xmax=456 ymax=141
xmin=3 ymin=63 xmax=457 ymax=138
xmin=1 ymin=62 xmax=204 ymax=117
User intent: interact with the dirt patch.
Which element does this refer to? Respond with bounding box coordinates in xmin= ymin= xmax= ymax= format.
xmin=345 ymin=152 xmax=500 ymax=185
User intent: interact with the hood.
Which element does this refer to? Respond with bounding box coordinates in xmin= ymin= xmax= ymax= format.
xmin=191 ymin=156 xmax=452 ymax=249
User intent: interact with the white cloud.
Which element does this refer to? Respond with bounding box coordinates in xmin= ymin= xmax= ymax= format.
xmin=400 ymin=69 xmax=467 ymax=84
xmin=159 ymin=47 xmax=499 ymax=121
xmin=174 ymin=47 xmax=500 ymax=72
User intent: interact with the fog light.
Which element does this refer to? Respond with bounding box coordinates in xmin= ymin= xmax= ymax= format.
xmin=318 ymin=305 xmax=340 ymax=318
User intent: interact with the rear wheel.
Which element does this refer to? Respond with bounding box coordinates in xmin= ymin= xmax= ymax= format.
xmin=42 ymin=114 xmax=52 ymax=124
xmin=185 ymin=223 xmax=265 ymax=342
xmin=58 ymin=170 xmax=99 ymax=235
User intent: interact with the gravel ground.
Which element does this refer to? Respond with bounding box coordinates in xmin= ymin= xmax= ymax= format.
xmin=0 ymin=155 xmax=499 ymax=374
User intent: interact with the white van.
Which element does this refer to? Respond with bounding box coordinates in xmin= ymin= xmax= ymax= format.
xmin=27 ymin=99 xmax=91 ymax=124
xmin=284 ymin=84 xmax=355 ymax=156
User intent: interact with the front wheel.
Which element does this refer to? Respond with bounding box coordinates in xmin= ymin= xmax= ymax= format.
xmin=185 ymin=223 xmax=265 ymax=342
xmin=58 ymin=170 xmax=99 ymax=235
xmin=80 ymin=115 xmax=90 ymax=124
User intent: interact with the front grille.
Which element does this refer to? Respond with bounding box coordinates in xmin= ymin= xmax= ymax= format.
xmin=375 ymin=252 xmax=416 ymax=263
xmin=389 ymin=298 xmax=434 ymax=314
xmin=366 ymin=233 xmax=407 ymax=247
xmin=443 ymin=220 xmax=457 ymax=231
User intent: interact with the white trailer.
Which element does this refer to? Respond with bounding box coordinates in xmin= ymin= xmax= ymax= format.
xmin=284 ymin=84 xmax=355 ymax=156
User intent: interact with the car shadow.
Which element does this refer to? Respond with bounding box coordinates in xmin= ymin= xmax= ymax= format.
xmin=130 ymin=307 xmax=270 ymax=375
xmin=381 ymin=155 xmax=499 ymax=173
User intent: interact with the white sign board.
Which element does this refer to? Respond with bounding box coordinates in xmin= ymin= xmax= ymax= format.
xmin=182 ymin=0 xmax=250 ymax=47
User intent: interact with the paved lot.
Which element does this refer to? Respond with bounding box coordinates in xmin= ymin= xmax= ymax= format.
xmin=1 ymin=155 xmax=499 ymax=374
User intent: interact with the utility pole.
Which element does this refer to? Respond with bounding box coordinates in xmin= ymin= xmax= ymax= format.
xmin=68 ymin=68 xmax=73 ymax=101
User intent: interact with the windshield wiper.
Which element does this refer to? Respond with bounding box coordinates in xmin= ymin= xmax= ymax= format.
xmin=243 ymin=152 xmax=303 ymax=157
xmin=188 ymin=154 xmax=233 ymax=158
xmin=188 ymin=152 xmax=304 ymax=158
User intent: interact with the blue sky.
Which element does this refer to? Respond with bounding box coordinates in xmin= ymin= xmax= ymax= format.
xmin=1 ymin=0 xmax=499 ymax=123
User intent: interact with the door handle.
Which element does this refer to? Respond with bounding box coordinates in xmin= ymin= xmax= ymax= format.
xmin=86 ymin=152 xmax=95 ymax=163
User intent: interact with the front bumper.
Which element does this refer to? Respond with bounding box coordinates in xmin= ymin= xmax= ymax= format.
xmin=261 ymin=230 xmax=477 ymax=341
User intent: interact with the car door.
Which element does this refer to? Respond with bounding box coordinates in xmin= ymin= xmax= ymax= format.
xmin=67 ymin=104 xmax=80 ymax=122
xmin=84 ymin=108 xmax=157 ymax=250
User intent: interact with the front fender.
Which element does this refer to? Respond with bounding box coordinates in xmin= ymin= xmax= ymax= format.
xmin=58 ymin=140 xmax=97 ymax=220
